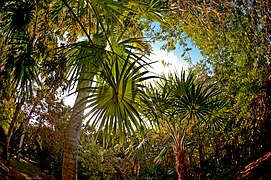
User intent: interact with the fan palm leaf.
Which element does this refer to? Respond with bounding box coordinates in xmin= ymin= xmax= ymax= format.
xmin=80 ymin=51 xmax=155 ymax=144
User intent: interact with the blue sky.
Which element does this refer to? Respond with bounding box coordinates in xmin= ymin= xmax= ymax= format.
xmin=146 ymin=36 xmax=203 ymax=77
xmin=145 ymin=22 xmax=203 ymax=76
xmin=151 ymin=40 xmax=202 ymax=63
xmin=148 ymin=22 xmax=203 ymax=64
xmin=173 ymin=42 xmax=202 ymax=64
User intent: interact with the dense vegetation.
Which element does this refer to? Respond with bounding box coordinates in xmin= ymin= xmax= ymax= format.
xmin=0 ymin=0 xmax=270 ymax=179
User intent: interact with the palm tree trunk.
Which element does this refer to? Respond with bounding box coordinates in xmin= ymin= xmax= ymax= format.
xmin=2 ymin=101 xmax=23 ymax=161
xmin=62 ymin=81 xmax=89 ymax=180
xmin=174 ymin=145 xmax=188 ymax=180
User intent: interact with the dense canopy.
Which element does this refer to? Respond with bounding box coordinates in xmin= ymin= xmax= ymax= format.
xmin=0 ymin=0 xmax=271 ymax=179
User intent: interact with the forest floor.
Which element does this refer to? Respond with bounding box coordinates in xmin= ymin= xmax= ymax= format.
xmin=0 ymin=148 xmax=54 ymax=180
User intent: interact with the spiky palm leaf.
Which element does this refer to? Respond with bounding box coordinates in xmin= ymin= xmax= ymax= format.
xmin=175 ymin=80 xmax=225 ymax=130
xmin=1 ymin=0 xmax=35 ymax=37
xmin=0 ymin=0 xmax=39 ymax=102
xmin=140 ymin=70 xmax=193 ymax=128
xmin=140 ymin=77 xmax=173 ymax=128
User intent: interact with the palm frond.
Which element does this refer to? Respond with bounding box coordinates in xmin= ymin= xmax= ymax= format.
xmin=80 ymin=51 xmax=154 ymax=145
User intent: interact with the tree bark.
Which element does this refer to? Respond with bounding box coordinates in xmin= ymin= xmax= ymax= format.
xmin=1 ymin=101 xmax=23 ymax=161
xmin=62 ymin=81 xmax=89 ymax=180
xmin=237 ymin=152 xmax=271 ymax=179
xmin=175 ymin=145 xmax=189 ymax=180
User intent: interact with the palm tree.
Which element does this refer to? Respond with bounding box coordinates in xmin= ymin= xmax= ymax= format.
xmin=59 ymin=1 xmax=165 ymax=178
xmin=0 ymin=0 xmax=41 ymax=161
xmin=141 ymin=71 xmax=191 ymax=180
xmin=61 ymin=32 xmax=156 ymax=178
xmin=175 ymin=77 xmax=225 ymax=180
xmin=62 ymin=44 xmax=154 ymax=179
xmin=141 ymin=70 xmax=224 ymax=180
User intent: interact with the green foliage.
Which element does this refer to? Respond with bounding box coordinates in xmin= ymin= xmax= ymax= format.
xmin=142 ymin=1 xmax=271 ymax=178
xmin=12 ymin=91 xmax=69 ymax=178
xmin=78 ymin=126 xmax=177 ymax=180
xmin=132 ymin=129 xmax=177 ymax=180
xmin=0 ymin=0 xmax=58 ymax=102
xmin=0 ymin=98 xmax=15 ymax=136
xmin=78 ymin=131 xmax=116 ymax=179
xmin=138 ymin=164 xmax=177 ymax=180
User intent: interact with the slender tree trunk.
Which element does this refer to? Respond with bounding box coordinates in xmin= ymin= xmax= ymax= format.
xmin=16 ymin=129 xmax=25 ymax=161
xmin=198 ymin=143 xmax=204 ymax=180
xmin=174 ymin=145 xmax=188 ymax=180
xmin=198 ymin=130 xmax=204 ymax=180
xmin=62 ymin=81 xmax=89 ymax=180
xmin=16 ymin=104 xmax=36 ymax=161
xmin=214 ymin=137 xmax=220 ymax=174
xmin=225 ymin=144 xmax=232 ymax=164
xmin=2 ymin=101 xmax=23 ymax=161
